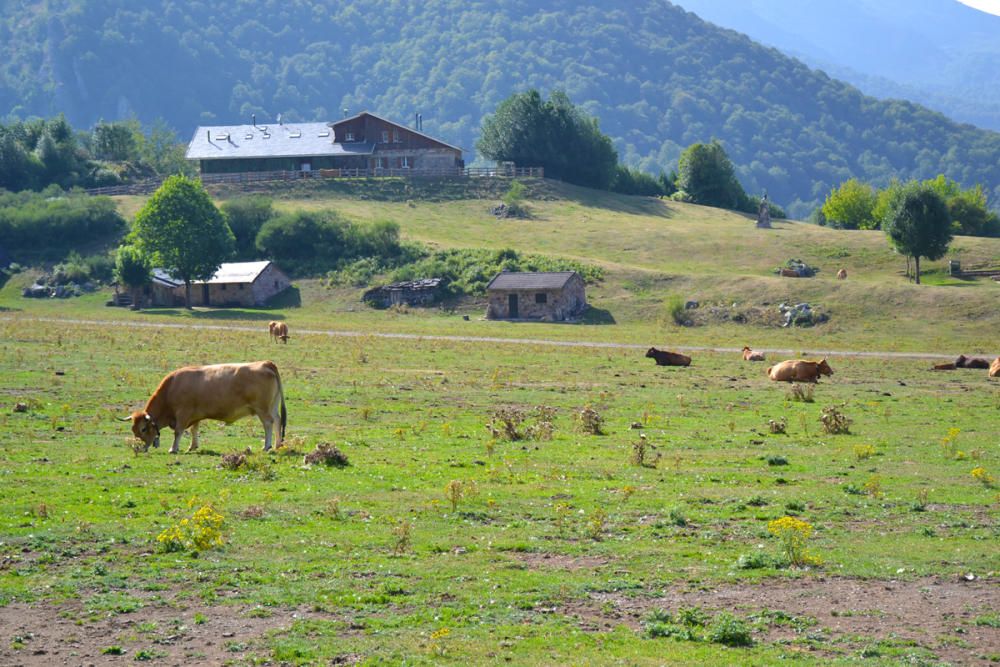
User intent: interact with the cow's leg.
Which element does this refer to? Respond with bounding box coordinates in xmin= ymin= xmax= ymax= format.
xmin=260 ymin=413 xmax=274 ymax=451
xmin=187 ymin=422 xmax=200 ymax=453
xmin=169 ymin=428 xmax=184 ymax=455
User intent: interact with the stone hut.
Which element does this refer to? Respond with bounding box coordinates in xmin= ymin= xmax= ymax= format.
xmin=146 ymin=261 xmax=291 ymax=307
xmin=485 ymin=271 xmax=587 ymax=321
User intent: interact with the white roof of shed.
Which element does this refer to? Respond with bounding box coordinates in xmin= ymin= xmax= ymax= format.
xmin=153 ymin=261 xmax=274 ymax=286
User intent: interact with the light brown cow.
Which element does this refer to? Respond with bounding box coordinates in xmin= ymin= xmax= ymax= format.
xmin=121 ymin=361 xmax=286 ymax=454
xmin=767 ymin=359 xmax=834 ymax=383
xmin=836 ymin=268 xmax=847 ymax=280
xmin=779 ymin=268 xmax=800 ymax=277
xmin=990 ymin=357 xmax=1000 ymax=378
xmin=273 ymin=321 xmax=289 ymax=344
xmin=742 ymin=346 xmax=766 ymax=361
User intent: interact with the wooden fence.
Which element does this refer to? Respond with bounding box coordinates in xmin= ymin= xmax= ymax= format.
xmin=85 ymin=166 xmax=544 ymax=196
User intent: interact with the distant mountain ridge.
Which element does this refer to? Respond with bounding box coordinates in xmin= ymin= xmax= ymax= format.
xmin=673 ymin=0 xmax=1000 ymax=131
xmin=1 ymin=0 xmax=999 ymax=217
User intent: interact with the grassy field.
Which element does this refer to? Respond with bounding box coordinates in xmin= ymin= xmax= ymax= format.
xmin=60 ymin=178 xmax=1000 ymax=354
xmin=1 ymin=182 xmax=998 ymax=664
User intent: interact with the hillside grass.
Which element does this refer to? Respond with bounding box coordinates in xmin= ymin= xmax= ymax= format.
xmin=57 ymin=180 xmax=1000 ymax=354
xmin=0 ymin=317 xmax=998 ymax=664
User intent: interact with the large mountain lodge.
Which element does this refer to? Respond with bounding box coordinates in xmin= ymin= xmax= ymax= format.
xmin=185 ymin=111 xmax=464 ymax=175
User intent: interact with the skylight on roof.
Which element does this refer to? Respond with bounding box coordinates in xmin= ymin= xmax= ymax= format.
xmin=289 ymin=131 xmax=302 ymax=138
xmin=318 ymin=131 xmax=330 ymax=137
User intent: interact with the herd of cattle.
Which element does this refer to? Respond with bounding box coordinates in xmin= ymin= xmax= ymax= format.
xmin=121 ymin=318 xmax=998 ymax=454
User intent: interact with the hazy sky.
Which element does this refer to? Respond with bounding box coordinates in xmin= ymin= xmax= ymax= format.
xmin=956 ymin=0 xmax=1000 ymax=15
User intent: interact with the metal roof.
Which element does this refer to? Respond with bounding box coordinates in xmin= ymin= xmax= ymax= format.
xmin=486 ymin=271 xmax=579 ymax=291
xmin=330 ymin=111 xmax=464 ymax=152
xmin=154 ymin=261 xmax=274 ymax=286
xmin=185 ymin=122 xmax=375 ymax=161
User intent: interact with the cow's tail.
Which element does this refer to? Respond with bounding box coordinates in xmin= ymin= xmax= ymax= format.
xmin=263 ymin=360 xmax=287 ymax=440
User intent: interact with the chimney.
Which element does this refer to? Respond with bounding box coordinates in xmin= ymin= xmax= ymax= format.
xmin=343 ymin=108 xmax=348 ymax=118
xmin=207 ymin=129 xmax=211 ymax=141
xmin=252 ymin=113 xmax=256 ymax=127
xmin=415 ymin=112 xmax=419 ymax=129
xmin=277 ymin=113 xmax=282 ymax=126
xmin=419 ymin=114 xmax=423 ymax=131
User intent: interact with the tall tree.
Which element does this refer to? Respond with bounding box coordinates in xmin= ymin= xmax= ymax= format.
xmin=477 ymin=90 xmax=618 ymax=190
xmin=131 ymin=175 xmax=234 ymax=307
xmin=675 ymin=141 xmax=748 ymax=211
xmin=822 ymin=178 xmax=878 ymax=229
xmin=114 ymin=244 xmax=152 ymax=309
xmin=221 ymin=196 xmax=274 ymax=260
xmin=883 ymin=183 xmax=952 ymax=284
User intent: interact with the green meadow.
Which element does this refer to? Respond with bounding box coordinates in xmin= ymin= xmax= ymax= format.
xmin=0 ymin=182 xmax=998 ymax=664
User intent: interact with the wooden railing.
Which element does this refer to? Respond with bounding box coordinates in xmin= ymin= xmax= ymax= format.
xmin=85 ymin=166 xmax=544 ymax=196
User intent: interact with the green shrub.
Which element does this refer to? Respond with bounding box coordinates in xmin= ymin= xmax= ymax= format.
xmin=708 ymin=612 xmax=754 ymax=647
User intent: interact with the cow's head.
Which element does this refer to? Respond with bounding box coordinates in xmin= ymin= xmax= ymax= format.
xmin=645 ymin=347 xmax=657 ymax=358
xmin=818 ymin=359 xmax=834 ymax=376
xmin=121 ymin=411 xmax=160 ymax=448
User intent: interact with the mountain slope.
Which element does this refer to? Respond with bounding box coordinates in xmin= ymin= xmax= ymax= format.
xmin=2 ymin=0 xmax=1000 ymax=217
xmin=673 ymin=0 xmax=1000 ymax=131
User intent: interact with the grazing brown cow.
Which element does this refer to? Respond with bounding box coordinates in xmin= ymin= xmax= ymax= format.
xmin=646 ymin=347 xmax=691 ymax=367
xmin=836 ymin=268 xmax=847 ymax=280
xmin=956 ymin=354 xmax=990 ymax=369
xmin=767 ymin=359 xmax=833 ymax=383
xmin=268 ymin=321 xmax=280 ymax=342
xmin=273 ymin=322 xmax=289 ymax=344
xmin=742 ymin=346 xmax=766 ymax=361
xmin=779 ymin=268 xmax=800 ymax=277
xmin=121 ymin=361 xmax=286 ymax=454
xmin=990 ymin=357 xmax=1000 ymax=378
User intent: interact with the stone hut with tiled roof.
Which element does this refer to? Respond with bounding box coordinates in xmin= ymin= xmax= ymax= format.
xmin=485 ymin=271 xmax=587 ymax=322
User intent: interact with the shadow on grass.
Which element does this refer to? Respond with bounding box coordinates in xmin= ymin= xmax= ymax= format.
xmin=139 ymin=287 xmax=302 ymax=321
xmin=557 ymin=183 xmax=675 ymax=218
xmin=579 ymin=307 xmax=616 ymax=325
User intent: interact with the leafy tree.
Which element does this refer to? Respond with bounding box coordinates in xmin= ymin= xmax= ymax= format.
xmin=610 ymin=165 xmax=668 ymax=196
xmin=946 ymin=185 xmax=1000 ymax=237
xmin=821 ymin=178 xmax=878 ymax=230
xmin=883 ymin=183 xmax=952 ymax=284
xmin=221 ymin=196 xmax=274 ymax=260
xmin=114 ymin=244 xmax=152 ymax=308
xmin=131 ymin=175 xmax=234 ymax=307
xmin=675 ymin=141 xmax=748 ymax=210
xmin=93 ymin=120 xmax=140 ymax=162
xmin=477 ymin=90 xmax=618 ymax=189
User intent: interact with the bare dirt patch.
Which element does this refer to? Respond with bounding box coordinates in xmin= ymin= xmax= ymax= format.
xmin=510 ymin=551 xmax=612 ymax=571
xmin=563 ymin=575 xmax=999 ymax=664
xmin=0 ymin=597 xmax=359 ymax=666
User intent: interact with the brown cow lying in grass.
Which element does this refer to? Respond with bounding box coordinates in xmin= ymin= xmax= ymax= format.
xmin=956 ymin=354 xmax=990 ymax=369
xmin=646 ymin=347 xmax=691 ymax=367
xmin=779 ymin=268 xmax=800 ymax=277
xmin=990 ymin=357 xmax=1000 ymax=378
xmin=767 ymin=359 xmax=833 ymax=383
xmin=742 ymin=346 xmax=766 ymax=361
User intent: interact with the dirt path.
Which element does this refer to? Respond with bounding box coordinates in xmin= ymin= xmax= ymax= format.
xmin=0 ymin=315 xmax=960 ymax=360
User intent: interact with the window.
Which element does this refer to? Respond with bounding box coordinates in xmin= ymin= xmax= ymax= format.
xmin=380 ymin=130 xmax=389 ymax=143
xmin=345 ymin=131 xmax=355 ymax=142
xmin=274 ymin=280 xmax=279 ymax=288
xmin=376 ymin=157 xmax=386 ymax=169
xmin=239 ymin=284 xmax=244 ymax=290
xmin=401 ymin=155 xmax=410 ymax=168
xmin=221 ymin=284 xmax=227 ymax=291
xmin=393 ymin=130 xmax=401 ymax=143
xmin=535 ymin=293 xmax=547 ymax=304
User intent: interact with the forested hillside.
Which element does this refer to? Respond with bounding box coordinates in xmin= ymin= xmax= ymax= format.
xmin=2 ymin=0 xmax=1000 ymax=217
xmin=673 ymin=0 xmax=1000 ymax=133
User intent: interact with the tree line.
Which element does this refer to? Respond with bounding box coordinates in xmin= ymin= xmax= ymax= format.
xmin=2 ymin=0 xmax=999 ymax=218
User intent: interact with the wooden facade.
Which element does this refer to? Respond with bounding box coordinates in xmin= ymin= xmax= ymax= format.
xmin=331 ymin=114 xmax=463 ymax=171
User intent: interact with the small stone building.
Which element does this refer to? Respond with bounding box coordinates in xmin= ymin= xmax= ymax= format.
xmin=485 ymin=271 xmax=587 ymax=321
xmin=146 ymin=261 xmax=291 ymax=307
